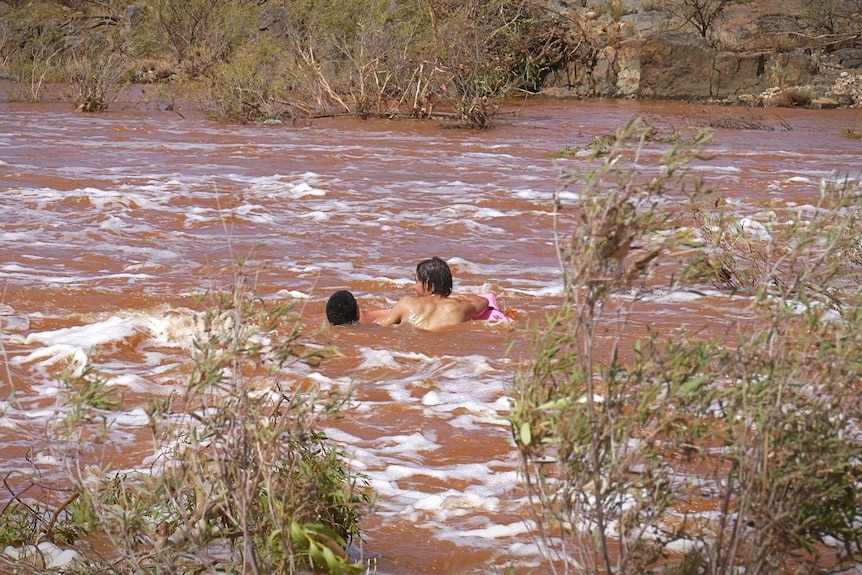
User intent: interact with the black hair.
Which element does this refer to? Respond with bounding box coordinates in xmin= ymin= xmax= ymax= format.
xmin=416 ymin=256 xmax=452 ymax=297
xmin=326 ymin=290 xmax=360 ymax=325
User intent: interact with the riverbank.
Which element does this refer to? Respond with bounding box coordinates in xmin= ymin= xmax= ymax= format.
xmin=1 ymin=0 xmax=860 ymax=127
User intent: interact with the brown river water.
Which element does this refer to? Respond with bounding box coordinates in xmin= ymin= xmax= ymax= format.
xmin=1 ymin=93 xmax=860 ymax=574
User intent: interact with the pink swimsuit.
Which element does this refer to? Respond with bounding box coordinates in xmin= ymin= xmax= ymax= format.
xmin=472 ymin=293 xmax=514 ymax=323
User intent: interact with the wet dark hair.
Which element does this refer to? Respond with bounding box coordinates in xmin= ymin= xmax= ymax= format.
xmin=326 ymin=290 xmax=359 ymax=325
xmin=416 ymin=256 xmax=452 ymax=297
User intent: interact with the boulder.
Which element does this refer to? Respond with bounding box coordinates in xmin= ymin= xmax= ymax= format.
xmin=123 ymin=4 xmax=148 ymax=27
xmin=811 ymin=96 xmax=840 ymax=109
xmin=826 ymin=48 xmax=862 ymax=69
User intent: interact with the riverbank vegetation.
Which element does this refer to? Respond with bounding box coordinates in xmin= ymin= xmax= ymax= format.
xmin=511 ymin=121 xmax=862 ymax=574
xmin=0 ymin=0 xmax=574 ymax=127
xmin=1 ymin=0 xmax=861 ymax=126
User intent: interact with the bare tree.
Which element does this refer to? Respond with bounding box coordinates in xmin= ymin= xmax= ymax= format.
xmin=803 ymin=0 xmax=862 ymax=35
xmin=660 ymin=0 xmax=750 ymax=40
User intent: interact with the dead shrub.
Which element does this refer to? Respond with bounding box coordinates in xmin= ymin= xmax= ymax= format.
xmin=770 ymin=85 xmax=814 ymax=107
xmin=802 ymin=0 xmax=862 ymax=36
xmin=654 ymin=0 xmax=753 ymax=44
xmin=687 ymin=109 xmax=778 ymax=130
xmin=2 ymin=14 xmax=66 ymax=102
xmin=151 ymin=0 xmax=255 ymax=80
xmin=62 ymin=46 xmax=129 ymax=112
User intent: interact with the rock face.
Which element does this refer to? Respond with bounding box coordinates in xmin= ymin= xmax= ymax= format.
xmin=632 ymin=33 xmax=815 ymax=100
xmin=544 ymin=33 xmax=820 ymax=101
xmin=540 ymin=5 xmax=862 ymax=108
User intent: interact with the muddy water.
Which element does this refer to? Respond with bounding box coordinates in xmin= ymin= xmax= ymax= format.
xmin=1 ymin=95 xmax=860 ymax=574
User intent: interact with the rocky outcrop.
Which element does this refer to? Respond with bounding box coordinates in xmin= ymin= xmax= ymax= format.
xmin=632 ymin=33 xmax=816 ymax=100
xmin=540 ymin=7 xmax=862 ymax=108
xmin=544 ymin=33 xmax=822 ymax=100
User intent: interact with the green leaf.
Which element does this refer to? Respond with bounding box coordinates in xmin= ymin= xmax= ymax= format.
xmin=321 ymin=544 xmax=339 ymax=570
xmin=290 ymin=521 xmax=309 ymax=549
xmin=538 ymin=397 xmax=571 ymax=410
xmin=680 ymin=374 xmax=708 ymax=396
xmin=268 ymin=527 xmax=283 ymax=550
xmin=305 ymin=522 xmax=347 ymax=547
xmin=520 ymin=421 xmax=532 ymax=446
xmin=308 ymin=540 xmax=325 ymax=567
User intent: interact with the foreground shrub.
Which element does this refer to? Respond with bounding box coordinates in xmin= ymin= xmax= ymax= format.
xmin=2 ymin=261 xmax=372 ymax=574
xmin=511 ymin=120 xmax=862 ymax=574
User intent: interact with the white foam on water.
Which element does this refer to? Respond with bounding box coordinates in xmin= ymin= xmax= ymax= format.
xmin=274 ymin=289 xmax=312 ymax=299
xmin=641 ymin=289 xmax=712 ymax=303
xmin=23 ymin=311 xmax=193 ymax=354
xmin=357 ymin=348 xmax=434 ymax=371
xmin=490 ymin=396 xmax=513 ymax=412
xmin=444 ymin=520 xmax=533 ymax=540
xmin=446 ymin=413 xmax=486 ymax=431
xmin=691 ymin=164 xmax=742 ymax=174
xmin=440 ymin=355 xmax=495 ymax=379
xmin=287 ymin=264 xmax=322 ymax=274
xmin=422 ymin=394 xmax=503 ymax=419
xmin=357 ymin=349 xmax=402 ymax=370
xmin=384 ymin=462 xmax=496 ymax=484
xmin=374 ymin=432 xmax=441 ymax=455
xmin=512 ymin=188 xmax=568 ymax=203
xmin=3 ymin=542 xmax=80 ymax=570
xmin=107 ymin=407 xmax=151 ymax=427
xmin=406 ymin=490 xmax=501 ymax=523
xmin=419 ymin=390 xmax=443 ymax=406
xmin=507 ymin=538 xmax=544 ymax=558
xmin=104 ymin=373 xmax=158 ymax=393
xmin=508 ymin=283 xmax=565 ymax=297
xmin=301 ymin=211 xmax=330 ymax=222
xmin=290 ymin=181 xmax=328 ymax=198
xmin=9 ymin=308 xmax=200 ymax=398
xmin=447 ymin=412 xmax=508 ymax=431
xmin=1 ymin=314 xmax=29 ymax=332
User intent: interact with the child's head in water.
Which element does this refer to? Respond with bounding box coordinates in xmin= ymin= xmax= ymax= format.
xmin=415 ymin=256 xmax=453 ymax=296
xmin=326 ymin=290 xmax=360 ymax=325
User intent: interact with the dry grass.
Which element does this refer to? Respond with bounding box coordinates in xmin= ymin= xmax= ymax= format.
xmin=770 ymin=85 xmax=814 ymax=107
